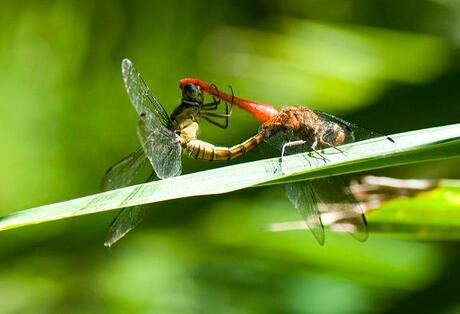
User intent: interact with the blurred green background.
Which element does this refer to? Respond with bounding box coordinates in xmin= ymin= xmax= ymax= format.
xmin=0 ymin=0 xmax=460 ymax=313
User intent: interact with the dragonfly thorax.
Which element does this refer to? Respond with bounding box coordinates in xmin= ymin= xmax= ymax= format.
xmin=169 ymin=105 xmax=201 ymax=144
xmin=169 ymin=84 xmax=205 ymax=144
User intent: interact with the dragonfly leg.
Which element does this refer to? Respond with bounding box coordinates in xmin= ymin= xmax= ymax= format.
xmin=201 ymin=86 xmax=234 ymax=129
xmin=281 ymin=140 xmax=307 ymax=165
xmin=201 ymin=83 xmax=226 ymax=110
xmin=322 ymin=141 xmax=345 ymax=154
xmin=202 ymin=83 xmax=233 ymax=108
xmin=201 ymin=99 xmax=220 ymax=110
xmin=203 ymin=114 xmax=231 ymax=129
xmin=310 ymin=139 xmax=330 ymax=163
xmin=202 ymin=100 xmax=232 ymax=128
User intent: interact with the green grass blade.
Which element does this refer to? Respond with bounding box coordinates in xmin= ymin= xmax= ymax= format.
xmin=0 ymin=124 xmax=459 ymax=232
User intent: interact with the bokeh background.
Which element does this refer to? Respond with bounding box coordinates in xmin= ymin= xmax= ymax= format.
xmin=0 ymin=0 xmax=460 ymax=313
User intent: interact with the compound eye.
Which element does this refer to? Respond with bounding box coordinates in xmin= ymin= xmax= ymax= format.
xmin=184 ymin=83 xmax=200 ymax=97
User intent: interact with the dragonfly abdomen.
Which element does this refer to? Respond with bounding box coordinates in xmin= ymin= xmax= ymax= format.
xmin=186 ymin=132 xmax=265 ymax=161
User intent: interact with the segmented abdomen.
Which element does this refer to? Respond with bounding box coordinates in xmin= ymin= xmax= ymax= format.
xmin=185 ymin=132 xmax=265 ymax=161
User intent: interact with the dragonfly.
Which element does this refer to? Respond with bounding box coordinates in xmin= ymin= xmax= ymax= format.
xmin=103 ymin=59 xmax=268 ymax=247
xmin=179 ymin=78 xmax=395 ymax=244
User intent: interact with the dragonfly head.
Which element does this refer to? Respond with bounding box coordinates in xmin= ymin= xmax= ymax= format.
xmin=320 ymin=122 xmax=346 ymax=146
xmin=181 ymin=83 xmax=203 ymax=104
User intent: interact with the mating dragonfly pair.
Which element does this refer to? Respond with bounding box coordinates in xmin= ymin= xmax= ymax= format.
xmin=102 ymin=59 xmax=392 ymax=247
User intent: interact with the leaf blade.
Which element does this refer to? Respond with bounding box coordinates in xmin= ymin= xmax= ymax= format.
xmin=0 ymin=123 xmax=459 ymax=232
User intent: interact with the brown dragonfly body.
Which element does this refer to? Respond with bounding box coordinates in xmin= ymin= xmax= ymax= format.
xmin=178 ymin=78 xmax=395 ymax=245
xmin=184 ymin=107 xmax=346 ymax=161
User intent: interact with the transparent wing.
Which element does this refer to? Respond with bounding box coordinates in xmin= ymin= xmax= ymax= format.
xmin=285 ymin=181 xmax=325 ymax=245
xmin=101 ymin=147 xmax=147 ymax=191
xmin=312 ymin=177 xmax=368 ymax=241
xmin=121 ymin=58 xmax=171 ymax=127
xmin=265 ymin=125 xmax=367 ymax=242
xmin=104 ymin=171 xmax=157 ymax=248
xmin=104 ymin=59 xmax=181 ymax=247
xmin=137 ymin=113 xmax=182 ymax=179
xmin=261 ymin=126 xmax=296 ymax=151
xmin=122 ymin=59 xmax=182 ymax=179
xmin=104 ymin=206 xmax=145 ymax=247
xmin=313 ymin=110 xmax=393 ymax=143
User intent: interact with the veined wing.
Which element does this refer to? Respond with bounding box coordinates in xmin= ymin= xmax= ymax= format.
xmin=262 ymin=130 xmax=326 ymax=243
xmin=310 ymin=177 xmax=368 ymax=242
xmin=101 ymin=147 xmax=147 ymax=191
xmin=102 ymin=148 xmax=154 ymax=247
xmin=313 ymin=110 xmax=394 ymax=144
xmin=104 ymin=171 xmax=157 ymax=248
xmin=121 ymin=59 xmax=182 ymax=179
xmin=121 ymin=59 xmax=171 ymax=127
xmin=104 ymin=59 xmax=182 ymax=247
xmin=285 ymin=182 xmax=325 ymax=245
xmin=104 ymin=206 xmax=145 ymax=247
xmin=285 ymin=175 xmax=367 ymax=244
xmin=104 ymin=59 xmax=181 ymax=246
xmin=265 ymin=129 xmax=367 ymax=243
xmin=138 ymin=113 xmax=181 ymax=179
xmin=104 ymin=126 xmax=180 ymax=245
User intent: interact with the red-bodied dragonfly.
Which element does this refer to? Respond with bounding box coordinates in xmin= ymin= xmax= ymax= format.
xmin=103 ymin=59 xmax=267 ymax=247
xmin=179 ymin=78 xmax=394 ymax=244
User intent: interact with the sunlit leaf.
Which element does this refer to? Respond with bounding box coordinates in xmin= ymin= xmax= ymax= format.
xmin=0 ymin=124 xmax=459 ymax=233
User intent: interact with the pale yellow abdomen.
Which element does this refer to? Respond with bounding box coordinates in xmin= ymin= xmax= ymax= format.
xmin=185 ymin=132 xmax=265 ymax=161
